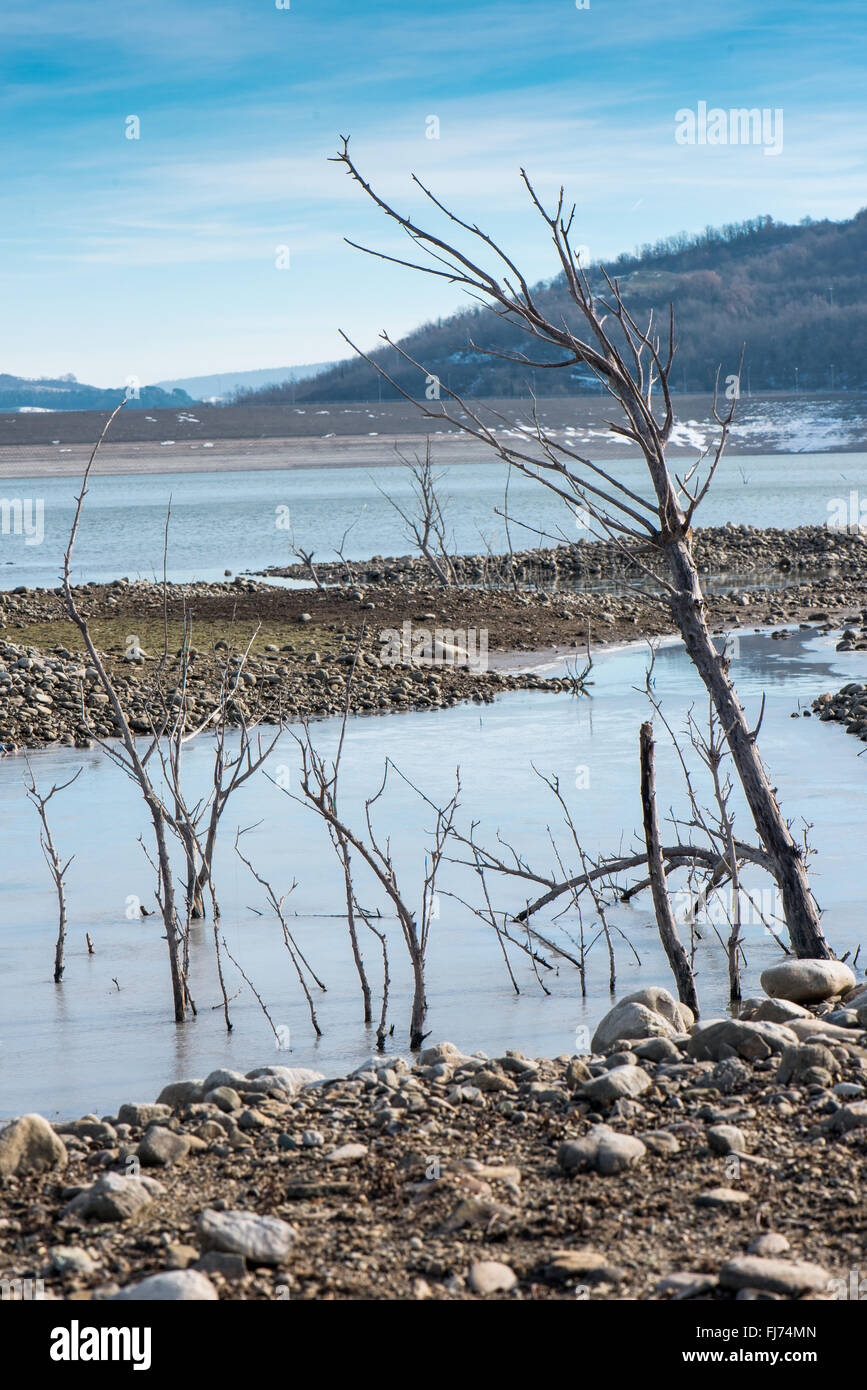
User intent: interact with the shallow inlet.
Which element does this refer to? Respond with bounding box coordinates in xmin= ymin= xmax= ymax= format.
xmin=0 ymin=627 xmax=864 ymax=1120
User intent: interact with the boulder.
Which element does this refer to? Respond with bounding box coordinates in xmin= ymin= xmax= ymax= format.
xmin=116 ymin=1103 xmax=172 ymax=1129
xmin=137 ymin=1127 xmax=191 ymax=1167
xmin=617 ymin=987 xmax=694 ymax=1030
xmin=739 ymin=997 xmax=811 ymax=1024
xmin=156 ymin=1080 xmax=205 ymax=1108
xmin=204 ymin=1087 xmax=241 ymax=1113
xmin=777 ymin=1043 xmax=840 ymax=1085
xmin=760 ymin=959 xmax=855 ymax=1005
xmin=719 ymin=1254 xmax=831 ymax=1296
xmin=468 ymin=1260 xmax=518 ymax=1294
xmin=197 ymin=1209 xmax=296 ymax=1265
xmin=62 ymin=1172 xmax=164 ymax=1222
xmin=580 ymin=1065 xmax=652 ymax=1104
xmin=787 ymin=1017 xmax=864 ymax=1044
xmin=245 ymin=1065 xmax=325 ymax=1095
xmin=707 ymin=1124 xmax=746 ymax=1155
xmin=110 ymin=1270 xmax=218 ymax=1301
xmin=686 ymin=1019 xmax=798 ymax=1062
xmin=591 ymin=1001 xmax=677 ymax=1053
xmin=0 ymin=1114 xmax=68 ymax=1178
xmin=557 ymin=1124 xmax=646 ymax=1176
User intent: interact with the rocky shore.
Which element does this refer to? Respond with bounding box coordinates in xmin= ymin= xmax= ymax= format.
xmin=2 ymin=960 xmax=866 ymax=1302
xmin=2 ymin=525 xmax=867 ymax=753
xmin=263 ymin=523 xmax=867 ymax=591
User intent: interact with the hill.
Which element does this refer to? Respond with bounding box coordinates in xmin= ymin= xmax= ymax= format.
xmin=251 ymin=210 xmax=867 ymax=403
xmin=0 ymin=374 xmax=195 ymax=412
xmin=155 ymin=361 xmax=336 ymax=402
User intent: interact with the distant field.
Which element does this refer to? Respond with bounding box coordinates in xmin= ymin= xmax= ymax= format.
xmin=0 ymin=393 xmax=865 ymax=478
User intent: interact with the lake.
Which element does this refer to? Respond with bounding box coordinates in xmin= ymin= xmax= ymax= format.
xmin=0 ymin=624 xmax=863 ymax=1120
xmin=1 ymin=451 xmax=866 ymax=591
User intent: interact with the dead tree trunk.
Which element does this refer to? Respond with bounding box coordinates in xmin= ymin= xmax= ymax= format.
xmin=639 ymin=722 xmax=699 ymax=1015
xmin=330 ymin=137 xmax=830 ymax=961
xmin=665 ymin=538 xmax=827 ymax=959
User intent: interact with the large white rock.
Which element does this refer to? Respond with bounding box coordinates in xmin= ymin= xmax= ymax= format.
xmin=198 ymin=1209 xmax=296 ymax=1265
xmin=581 ymin=1065 xmax=652 ymax=1104
xmin=591 ymin=1001 xmax=677 ymax=1053
xmin=760 ymin=959 xmax=855 ymax=1004
xmin=110 ymin=1270 xmax=218 ymax=1301
xmin=0 ymin=1114 xmax=67 ymax=1178
xmin=618 ymin=987 xmax=693 ymax=1030
xmin=739 ymin=997 xmax=811 ymax=1024
xmin=686 ymin=1019 xmax=798 ymax=1061
xmin=63 ymin=1172 xmax=164 ymax=1222
xmin=719 ymin=1255 xmax=831 ymax=1296
xmin=557 ymin=1124 xmax=647 ymax=1176
xmin=245 ymin=1065 xmax=325 ymax=1095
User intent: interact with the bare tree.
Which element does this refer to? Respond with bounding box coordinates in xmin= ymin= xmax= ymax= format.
xmin=331 ymin=138 xmax=830 ymax=961
xmin=639 ymin=722 xmax=699 ymax=1014
xmin=281 ymin=725 xmax=458 ymax=1049
xmin=373 ymin=437 xmax=457 ymax=585
xmin=61 ymin=407 xmax=285 ymax=1022
xmin=24 ymin=762 xmax=83 ymax=983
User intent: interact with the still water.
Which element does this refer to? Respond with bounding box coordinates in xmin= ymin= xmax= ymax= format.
xmin=1 ymin=451 xmax=866 ymax=591
xmin=0 ymin=627 xmax=864 ymax=1119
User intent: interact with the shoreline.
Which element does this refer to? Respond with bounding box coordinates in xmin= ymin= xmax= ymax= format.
xmin=2 ymin=523 xmax=867 ymax=752
xmin=1 ymin=975 xmax=865 ymax=1302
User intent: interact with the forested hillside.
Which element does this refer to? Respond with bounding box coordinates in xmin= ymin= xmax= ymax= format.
xmin=251 ymin=210 xmax=867 ymax=403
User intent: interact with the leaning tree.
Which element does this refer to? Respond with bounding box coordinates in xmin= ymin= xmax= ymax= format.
xmin=330 ymin=137 xmax=829 ymax=960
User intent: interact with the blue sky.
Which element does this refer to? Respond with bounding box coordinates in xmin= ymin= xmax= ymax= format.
xmin=1 ymin=0 xmax=865 ymax=385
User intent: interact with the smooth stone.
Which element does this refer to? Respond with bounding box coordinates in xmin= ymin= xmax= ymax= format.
xmin=137 ymin=1127 xmax=191 ymax=1167
xmin=197 ymin=1209 xmax=296 ymax=1265
xmin=633 ymin=1037 xmax=682 ymax=1063
xmin=156 ymin=1080 xmax=205 ymax=1108
xmin=468 ymin=1260 xmax=518 ymax=1294
xmin=687 ymin=1019 xmax=798 ymax=1062
xmin=50 ymin=1245 xmax=98 ymax=1276
xmin=0 ymin=1114 xmax=68 ymax=1178
xmin=325 ymin=1143 xmax=368 ymax=1164
xmin=110 ymin=1270 xmax=218 ymax=1301
xmin=203 ymin=1087 xmax=241 ymax=1113
xmin=719 ymin=1254 xmax=832 ymax=1296
xmin=695 ymin=1187 xmax=752 ymax=1208
xmin=747 ymin=1233 xmax=790 ymax=1256
xmin=116 ymin=1103 xmax=172 ymax=1129
xmin=245 ymin=1065 xmax=325 ymax=1094
xmin=542 ymin=1249 xmax=625 ymax=1284
xmin=581 ymin=1065 xmax=652 ymax=1104
xmin=656 ymin=1271 xmax=719 ymax=1297
xmin=760 ymin=959 xmax=855 ymax=1005
xmin=739 ymin=998 xmax=811 ymax=1024
xmin=777 ymin=1043 xmax=839 ymax=1084
xmin=788 ymin=1018 xmax=863 ymax=1043
xmin=591 ymin=1001 xmax=677 ymax=1053
xmin=707 ymin=1124 xmax=747 ymax=1155
xmin=618 ymin=986 xmax=694 ymax=1030
xmin=62 ymin=1172 xmax=164 ymax=1222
